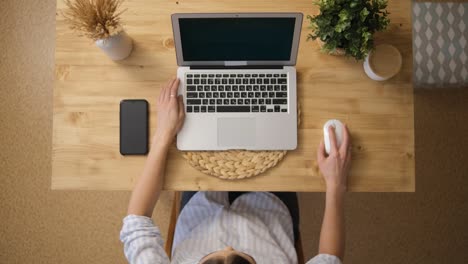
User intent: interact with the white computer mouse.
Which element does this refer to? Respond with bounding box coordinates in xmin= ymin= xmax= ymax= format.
xmin=323 ymin=119 xmax=344 ymax=154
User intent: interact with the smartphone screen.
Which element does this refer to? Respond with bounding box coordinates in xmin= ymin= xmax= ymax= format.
xmin=120 ymin=100 xmax=148 ymax=155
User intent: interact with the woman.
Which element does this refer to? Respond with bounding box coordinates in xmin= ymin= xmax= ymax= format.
xmin=120 ymin=78 xmax=351 ymax=264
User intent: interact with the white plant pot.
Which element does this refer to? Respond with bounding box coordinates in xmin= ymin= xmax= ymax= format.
xmin=95 ymin=31 xmax=133 ymax=61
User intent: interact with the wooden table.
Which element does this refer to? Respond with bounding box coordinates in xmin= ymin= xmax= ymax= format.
xmin=52 ymin=0 xmax=414 ymax=192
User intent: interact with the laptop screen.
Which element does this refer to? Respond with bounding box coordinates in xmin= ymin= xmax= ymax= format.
xmin=178 ymin=17 xmax=296 ymax=62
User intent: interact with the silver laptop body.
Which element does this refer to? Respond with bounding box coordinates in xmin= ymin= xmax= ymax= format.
xmin=172 ymin=13 xmax=303 ymax=150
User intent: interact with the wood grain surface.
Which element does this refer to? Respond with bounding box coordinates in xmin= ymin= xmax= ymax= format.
xmin=52 ymin=0 xmax=414 ymax=192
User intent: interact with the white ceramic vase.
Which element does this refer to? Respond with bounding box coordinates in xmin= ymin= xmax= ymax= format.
xmin=95 ymin=31 xmax=133 ymax=61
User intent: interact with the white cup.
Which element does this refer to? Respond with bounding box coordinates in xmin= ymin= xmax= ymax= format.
xmin=364 ymin=44 xmax=402 ymax=81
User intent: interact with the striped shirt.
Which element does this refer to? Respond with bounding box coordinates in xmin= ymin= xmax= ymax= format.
xmin=120 ymin=191 xmax=342 ymax=264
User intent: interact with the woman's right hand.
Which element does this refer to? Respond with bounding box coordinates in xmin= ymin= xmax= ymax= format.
xmin=316 ymin=125 xmax=352 ymax=193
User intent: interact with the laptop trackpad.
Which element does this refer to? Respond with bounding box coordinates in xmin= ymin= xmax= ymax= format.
xmin=217 ymin=118 xmax=256 ymax=148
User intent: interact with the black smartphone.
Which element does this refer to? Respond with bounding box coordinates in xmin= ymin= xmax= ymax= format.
xmin=120 ymin=99 xmax=149 ymax=155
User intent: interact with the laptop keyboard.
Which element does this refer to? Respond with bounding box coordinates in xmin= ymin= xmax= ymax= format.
xmin=184 ymin=73 xmax=289 ymax=113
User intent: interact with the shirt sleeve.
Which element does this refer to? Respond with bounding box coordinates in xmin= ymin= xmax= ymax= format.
xmin=306 ymin=254 xmax=342 ymax=264
xmin=120 ymin=215 xmax=170 ymax=264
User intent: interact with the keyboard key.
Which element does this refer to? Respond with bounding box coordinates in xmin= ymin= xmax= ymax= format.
xmin=230 ymin=99 xmax=237 ymax=105
xmin=276 ymin=92 xmax=287 ymax=98
xmin=199 ymin=92 xmax=205 ymax=98
xmin=201 ymin=74 xmax=207 ymax=78
xmin=227 ymin=92 xmax=233 ymax=98
xmin=252 ymin=74 xmax=258 ymax=77
xmin=236 ymin=79 xmax=241 ymax=84
xmin=187 ymin=99 xmax=201 ymax=105
xmin=194 ymin=79 xmax=200 ymax=84
xmin=249 ymin=79 xmax=255 ymax=84
xmin=187 ymin=85 xmax=196 ymax=91
xmin=208 ymin=106 xmax=215 ymax=112
xmin=240 ymin=85 xmax=246 ymax=91
xmin=223 ymin=99 xmax=230 ymax=105
xmin=259 ymin=74 xmax=265 ymax=77
xmin=245 ymin=74 xmax=251 ymax=77
xmin=197 ymin=86 xmax=203 ymax=91
xmin=209 ymin=74 xmax=215 ymax=77
xmin=237 ymin=99 xmax=243 ymax=104
xmin=238 ymin=74 xmax=244 ymax=77
xmin=273 ymin=99 xmax=287 ymax=104
xmin=278 ymin=78 xmax=287 ymax=84
xmin=209 ymin=99 xmax=216 ymax=104
xmin=274 ymin=74 xmax=279 ymax=77
xmin=208 ymin=79 xmax=214 ymax=84
xmin=252 ymin=105 xmax=259 ymax=112
xmin=187 ymin=92 xmax=198 ymax=98
xmin=218 ymin=86 xmax=224 ymax=91
xmin=204 ymin=86 xmax=210 ymax=91
xmin=203 ymin=99 xmax=208 ymax=105
xmin=216 ymin=99 xmax=222 ymax=104
xmin=242 ymin=79 xmax=248 ymax=84
xmin=247 ymin=85 xmax=253 ymax=91
xmin=186 ymin=106 xmax=193 ymax=112
xmin=232 ymin=85 xmax=239 ymax=91
xmin=259 ymin=99 xmax=265 ymax=104
xmin=206 ymin=93 xmax=212 ymax=98
xmin=274 ymin=105 xmax=280 ymax=112
xmin=234 ymin=92 xmax=240 ymax=98
xmin=256 ymin=79 xmax=262 ymax=84
xmin=266 ymin=99 xmax=272 ymax=104
xmin=254 ymin=92 xmax=260 ymax=97
xmin=266 ymin=74 xmax=272 ymax=77
xmin=281 ymin=74 xmax=287 ymax=77
xmin=201 ymin=106 xmax=207 ymax=112
xmin=230 ymin=74 xmax=236 ymax=78
xmin=245 ymin=99 xmax=251 ymax=104
xmin=274 ymin=85 xmax=280 ymax=91
xmin=187 ymin=79 xmax=193 ymax=84
xmin=194 ymin=106 xmax=200 ymax=112
xmin=253 ymin=85 xmax=259 ymax=91
xmin=226 ymin=85 xmax=232 ymax=91
xmin=215 ymin=79 xmax=221 ymax=84
xmin=222 ymin=79 xmax=227 ymax=84
xmin=216 ymin=74 xmax=222 ymax=77
xmin=262 ymin=92 xmax=268 ymax=98
xmin=213 ymin=92 xmax=219 ymax=98
xmin=281 ymin=109 xmax=287 ymax=112
xmin=264 ymin=79 xmax=269 ymax=84
xmin=220 ymin=92 xmax=226 ymax=98
xmin=260 ymin=85 xmax=266 ymax=91
xmin=229 ymin=79 xmax=235 ymax=84
xmin=187 ymin=74 xmax=193 ymax=78
xmin=267 ymin=85 xmax=273 ymax=91
xmin=221 ymin=74 xmax=228 ymax=77
xmin=267 ymin=109 xmax=273 ymax=112
xmin=211 ymin=86 xmax=217 ymax=91
xmin=217 ymin=106 xmax=250 ymax=112
xmin=261 ymin=105 xmax=266 ymax=112
xmin=248 ymin=92 xmax=254 ymax=98
xmin=194 ymin=74 xmax=200 ymax=78
xmin=281 ymin=85 xmax=287 ymax=91
xmin=269 ymin=92 xmax=275 ymax=97
xmin=241 ymin=92 xmax=247 ymax=98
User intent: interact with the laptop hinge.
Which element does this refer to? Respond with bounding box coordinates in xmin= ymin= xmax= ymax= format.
xmin=189 ymin=65 xmax=284 ymax=70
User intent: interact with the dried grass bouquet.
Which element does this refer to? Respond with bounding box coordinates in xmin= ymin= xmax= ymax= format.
xmin=62 ymin=0 xmax=126 ymax=41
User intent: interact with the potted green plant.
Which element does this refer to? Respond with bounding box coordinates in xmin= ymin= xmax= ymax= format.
xmin=307 ymin=0 xmax=390 ymax=60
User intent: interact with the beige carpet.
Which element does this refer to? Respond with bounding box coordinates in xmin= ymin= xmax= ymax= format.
xmin=1 ymin=1 xmax=467 ymax=263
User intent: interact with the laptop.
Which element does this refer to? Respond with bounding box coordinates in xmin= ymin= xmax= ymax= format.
xmin=172 ymin=13 xmax=303 ymax=151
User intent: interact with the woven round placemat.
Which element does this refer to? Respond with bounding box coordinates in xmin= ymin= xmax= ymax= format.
xmin=182 ymin=104 xmax=301 ymax=180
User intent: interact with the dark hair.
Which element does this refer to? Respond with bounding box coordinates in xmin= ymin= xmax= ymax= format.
xmin=201 ymin=254 xmax=251 ymax=264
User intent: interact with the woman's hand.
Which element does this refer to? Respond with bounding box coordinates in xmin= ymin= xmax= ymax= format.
xmin=317 ymin=125 xmax=352 ymax=193
xmin=153 ymin=77 xmax=185 ymax=148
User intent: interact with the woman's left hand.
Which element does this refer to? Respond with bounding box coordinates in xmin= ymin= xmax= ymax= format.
xmin=153 ymin=77 xmax=185 ymax=147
